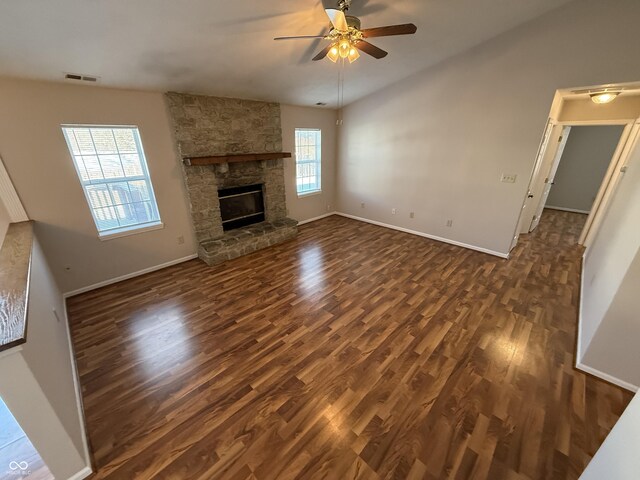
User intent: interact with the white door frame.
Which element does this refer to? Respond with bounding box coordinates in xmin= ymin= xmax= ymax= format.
xmin=579 ymin=120 xmax=640 ymax=247
xmin=529 ymin=124 xmax=571 ymax=232
xmin=510 ymin=119 xmax=555 ymax=250
xmin=513 ymin=117 xmax=637 ymax=251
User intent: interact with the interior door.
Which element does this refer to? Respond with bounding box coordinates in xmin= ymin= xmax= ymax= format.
xmin=529 ymin=126 xmax=571 ymax=231
xmin=518 ymin=123 xmax=566 ymax=234
xmin=516 ymin=121 xmax=557 ymax=236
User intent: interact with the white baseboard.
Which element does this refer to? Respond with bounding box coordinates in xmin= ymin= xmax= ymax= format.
xmin=546 ymin=205 xmax=591 ymax=215
xmin=334 ymin=212 xmax=510 ymax=259
xmin=575 ymin=362 xmax=639 ymax=392
xmin=576 ymin=257 xmax=586 ymax=363
xmin=67 ymin=466 xmax=93 ymax=480
xmin=576 ymin=262 xmax=638 ymax=393
xmin=64 ymin=214 xmax=508 ymax=297
xmin=63 ymin=254 xmax=198 ymax=298
xmin=297 ymin=212 xmax=336 ymax=225
xmin=62 ymin=299 xmax=93 ymax=474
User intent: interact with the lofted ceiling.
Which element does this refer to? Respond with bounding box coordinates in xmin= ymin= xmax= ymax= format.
xmin=0 ymin=0 xmax=573 ymax=107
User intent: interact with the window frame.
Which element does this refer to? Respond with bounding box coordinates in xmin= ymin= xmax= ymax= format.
xmin=61 ymin=124 xmax=163 ymax=240
xmin=294 ymin=128 xmax=322 ymax=197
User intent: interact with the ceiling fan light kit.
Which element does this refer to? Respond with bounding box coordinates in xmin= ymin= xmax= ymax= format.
xmin=274 ymin=0 xmax=417 ymax=64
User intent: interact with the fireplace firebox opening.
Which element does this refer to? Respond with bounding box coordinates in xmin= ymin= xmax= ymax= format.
xmin=218 ymin=184 xmax=265 ymax=231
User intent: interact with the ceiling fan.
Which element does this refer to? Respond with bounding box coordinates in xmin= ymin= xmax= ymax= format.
xmin=274 ymin=0 xmax=417 ymax=63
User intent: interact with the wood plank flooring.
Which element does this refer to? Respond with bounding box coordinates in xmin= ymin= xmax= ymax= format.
xmin=67 ymin=209 xmax=633 ymax=480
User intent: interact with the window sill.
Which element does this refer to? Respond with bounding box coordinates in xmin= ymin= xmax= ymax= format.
xmin=98 ymin=221 xmax=164 ymax=241
xmin=297 ymin=190 xmax=322 ymax=198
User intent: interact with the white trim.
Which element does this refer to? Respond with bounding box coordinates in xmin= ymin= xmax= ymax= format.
xmin=62 ymin=300 xmax=93 ymax=476
xmin=335 ymin=212 xmax=510 ymax=259
xmin=296 ymin=190 xmax=322 ymax=198
xmin=556 ymin=119 xmax=636 ymax=126
xmin=63 ymin=254 xmax=198 ymax=297
xmin=67 ymin=466 xmax=93 ymax=480
xmin=545 ymin=205 xmax=590 ymax=214
xmin=579 ymin=122 xmax=636 ymax=247
xmin=576 ymin=253 xmax=586 ymax=364
xmin=297 ymin=212 xmax=336 ymax=225
xmin=575 ymin=362 xmax=639 ymax=393
xmin=581 ymin=123 xmax=639 ymax=248
xmin=98 ymin=221 xmax=164 ymax=241
xmin=0 ymin=155 xmax=28 ymax=222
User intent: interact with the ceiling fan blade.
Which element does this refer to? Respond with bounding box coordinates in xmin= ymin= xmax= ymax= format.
xmin=312 ymin=44 xmax=333 ymax=61
xmin=325 ymin=8 xmax=348 ymax=32
xmin=274 ymin=34 xmax=328 ymax=40
xmin=361 ymin=23 xmax=418 ymax=38
xmin=355 ymin=40 xmax=388 ymax=59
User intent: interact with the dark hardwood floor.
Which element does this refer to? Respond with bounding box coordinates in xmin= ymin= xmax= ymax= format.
xmin=67 ymin=209 xmax=632 ymax=479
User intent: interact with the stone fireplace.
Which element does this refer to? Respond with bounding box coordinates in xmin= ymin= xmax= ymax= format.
xmin=166 ymin=93 xmax=297 ymax=265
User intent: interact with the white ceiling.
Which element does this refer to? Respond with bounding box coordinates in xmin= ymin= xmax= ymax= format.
xmin=0 ymin=0 xmax=574 ymax=107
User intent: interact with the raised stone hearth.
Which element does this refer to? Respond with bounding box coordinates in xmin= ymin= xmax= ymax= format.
xmin=199 ymin=218 xmax=297 ymax=265
xmin=166 ymin=92 xmax=297 ymax=265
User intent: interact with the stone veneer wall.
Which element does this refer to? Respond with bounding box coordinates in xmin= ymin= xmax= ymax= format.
xmin=165 ymin=92 xmax=290 ymax=244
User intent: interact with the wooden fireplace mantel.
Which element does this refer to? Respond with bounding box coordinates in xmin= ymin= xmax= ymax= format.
xmin=183 ymin=152 xmax=292 ymax=166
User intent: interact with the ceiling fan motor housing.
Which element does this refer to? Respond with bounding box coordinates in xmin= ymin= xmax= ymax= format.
xmin=345 ymin=15 xmax=361 ymax=30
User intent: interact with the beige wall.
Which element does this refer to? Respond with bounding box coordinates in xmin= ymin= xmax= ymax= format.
xmin=581 ymin=392 xmax=640 ymax=479
xmin=0 ymin=199 xmax=10 ymax=245
xmin=0 ymin=77 xmax=198 ymax=293
xmin=0 ymin=237 xmax=89 ymax=479
xmin=546 ymin=125 xmax=624 ymax=212
xmin=582 ymin=246 xmax=640 ymax=389
xmin=21 ymin=237 xmax=88 ymax=457
xmin=0 ymin=79 xmax=341 ymax=293
xmin=579 ymin=128 xmax=640 ymax=385
xmin=281 ymin=105 xmax=337 ymax=222
xmin=337 ymin=0 xmax=640 ymax=255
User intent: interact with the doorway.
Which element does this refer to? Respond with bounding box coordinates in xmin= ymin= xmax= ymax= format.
xmin=513 ymin=121 xmax=638 ymax=252
xmin=0 ymin=396 xmax=53 ymax=479
xmin=538 ymin=125 xmax=625 ymax=236
xmin=512 ymin=82 xmax=640 ymax=252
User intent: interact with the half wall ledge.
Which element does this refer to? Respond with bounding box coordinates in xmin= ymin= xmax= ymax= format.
xmin=0 ymin=221 xmax=34 ymax=353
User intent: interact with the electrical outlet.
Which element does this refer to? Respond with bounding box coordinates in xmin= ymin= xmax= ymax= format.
xmin=501 ymin=173 xmax=517 ymax=183
xmin=392 ymin=208 xmax=397 ymax=215
xmin=326 ymin=204 xmax=331 ymax=212
xmin=446 ymin=219 xmax=453 ymax=227
xmin=360 ymin=202 xmax=365 ymax=209
xmin=177 ymin=235 xmax=185 ymax=245
xmin=410 ymin=212 xmax=415 ymax=219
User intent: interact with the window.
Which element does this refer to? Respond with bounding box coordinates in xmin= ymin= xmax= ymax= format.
xmin=61 ymin=126 xmax=162 ymax=238
xmin=295 ymin=129 xmax=321 ymax=195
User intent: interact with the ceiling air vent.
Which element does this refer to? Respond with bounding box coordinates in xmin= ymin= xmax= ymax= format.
xmin=64 ymin=73 xmax=99 ymax=83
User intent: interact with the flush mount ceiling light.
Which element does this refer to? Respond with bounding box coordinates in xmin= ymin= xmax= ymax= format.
xmin=590 ymin=90 xmax=621 ymax=104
